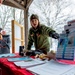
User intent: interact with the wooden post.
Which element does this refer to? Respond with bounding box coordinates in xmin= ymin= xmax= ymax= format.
xmin=12 ymin=20 xmax=15 ymax=53
xmin=24 ymin=8 xmax=29 ymax=49
xmin=24 ymin=0 xmax=33 ymax=49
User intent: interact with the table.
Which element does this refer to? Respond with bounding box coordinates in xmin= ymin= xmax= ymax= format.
xmin=0 ymin=53 xmax=75 ymax=75
xmin=0 ymin=54 xmax=34 ymax=75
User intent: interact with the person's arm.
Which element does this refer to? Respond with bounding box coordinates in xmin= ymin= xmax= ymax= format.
xmin=23 ymin=29 xmax=34 ymax=56
xmin=27 ymin=29 xmax=33 ymax=50
xmin=49 ymin=31 xmax=59 ymax=39
xmin=42 ymin=25 xmax=59 ymax=39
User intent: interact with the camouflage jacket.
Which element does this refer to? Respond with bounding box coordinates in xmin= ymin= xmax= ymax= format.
xmin=27 ymin=24 xmax=55 ymax=53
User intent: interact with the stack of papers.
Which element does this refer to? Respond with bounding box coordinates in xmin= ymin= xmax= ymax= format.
xmin=8 ymin=57 xmax=33 ymax=62
xmin=0 ymin=53 xmax=16 ymax=58
xmin=14 ymin=59 xmax=46 ymax=68
xmin=27 ymin=60 xmax=75 ymax=75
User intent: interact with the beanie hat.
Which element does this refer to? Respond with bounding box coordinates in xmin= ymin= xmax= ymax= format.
xmin=30 ymin=14 xmax=39 ymax=21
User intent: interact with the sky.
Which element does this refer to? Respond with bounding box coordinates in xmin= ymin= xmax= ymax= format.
xmin=69 ymin=0 xmax=75 ymax=15
xmin=29 ymin=0 xmax=75 ymax=51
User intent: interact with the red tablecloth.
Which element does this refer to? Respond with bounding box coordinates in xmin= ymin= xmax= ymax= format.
xmin=1 ymin=54 xmax=75 ymax=75
xmin=57 ymin=59 xmax=75 ymax=64
xmin=0 ymin=54 xmax=34 ymax=75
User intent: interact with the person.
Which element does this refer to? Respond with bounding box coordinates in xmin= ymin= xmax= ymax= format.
xmin=24 ymin=14 xmax=59 ymax=58
xmin=0 ymin=29 xmax=10 ymax=54
xmin=0 ymin=28 xmax=3 ymax=40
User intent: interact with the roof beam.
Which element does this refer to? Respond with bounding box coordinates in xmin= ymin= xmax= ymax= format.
xmin=26 ymin=0 xmax=33 ymax=8
xmin=24 ymin=0 xmax=33 ymax=9
xmin=7 ymin=0 xmax=25 ymax=10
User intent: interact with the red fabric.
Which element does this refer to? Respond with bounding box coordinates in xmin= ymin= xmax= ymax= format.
xmin=0 ymin=0 xmax=2 ymax=4
xmin=57 ymin=59 xmax=75 ymax=65
xmin=0 ymin=54 xmax=34 ymax=75
xmin=0 ymin=54 xmax=75 ymax=75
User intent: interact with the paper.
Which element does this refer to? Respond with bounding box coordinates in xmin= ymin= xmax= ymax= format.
xmin=8 ymin=57 xmax=33 ymax=62
xmin=14 ymin=58 xmax=46 ymax=68
xmin=0 ymin=53 xmax=16 ymax=58
xmin=27 ymin=60 xmax=75 ymax=75
xmin=61 ymin=67 xmax=75 ymax=75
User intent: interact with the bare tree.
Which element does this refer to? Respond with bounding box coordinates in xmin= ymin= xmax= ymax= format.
xmin=19 ymin=10 xmax=24 ymax=25
xmin=0 ymin=5 xmax=24 ymax=34
xmin=29 ymin=0 xmax=72 ymax=32
xmin=11 ymin=7 xmax=16 ymax=20
xmin=0 ymin=5 xmax=12 ymax=32
xmin=11 ymin=8 xmax=24 ymax=25
xmin=29 ymin=0 xmax=72 ymax=48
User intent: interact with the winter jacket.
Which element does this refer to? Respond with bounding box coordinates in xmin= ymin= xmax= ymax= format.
xmin=27 ymin=24 xmax=56 ymax=54
xmin=0 ymin=35 xmax=10 ymax=54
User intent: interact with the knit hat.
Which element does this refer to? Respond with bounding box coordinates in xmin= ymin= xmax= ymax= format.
xmin=30 ymin=14 xmax=39 ymax=21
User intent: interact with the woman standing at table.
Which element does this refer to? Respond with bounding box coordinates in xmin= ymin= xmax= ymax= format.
xmin=0 ymin=28 xmax=10 ymax=54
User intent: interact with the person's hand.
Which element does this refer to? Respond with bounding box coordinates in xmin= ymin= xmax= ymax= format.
xmin=35 ymin=53 xmax=47 ymax=60
xmin=47 ymin=50 xmax=56 ymax=61
xmin=23 ymin=48 xmax=29 ymax=56
xmin=52 ymin=32 xmax=59 ymax=39
xmin=39 ymin=53 xmax=47 ymax=60
xmin=49 ymin=31 xmax=59 ymax=39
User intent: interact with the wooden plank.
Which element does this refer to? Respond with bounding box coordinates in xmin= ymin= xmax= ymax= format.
xmin=14 ymin=20 xmax=23 ymax=27
xmin=26 ymin=0 xmax=33 ymax=9
xmin=12 ymin=20 xmax=24 ymax=53
xmin=24 ymin=9 xmax=28 ymax=48
xmin=12 ymin=20 xmax=15 ymax=53
xmin=3 ymin=0 xmax=25 ymax=10
xmin=21 ymin=27 xmax=24 ymax=46
xmin=15 ymin=38 xmax=24 ymax=41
